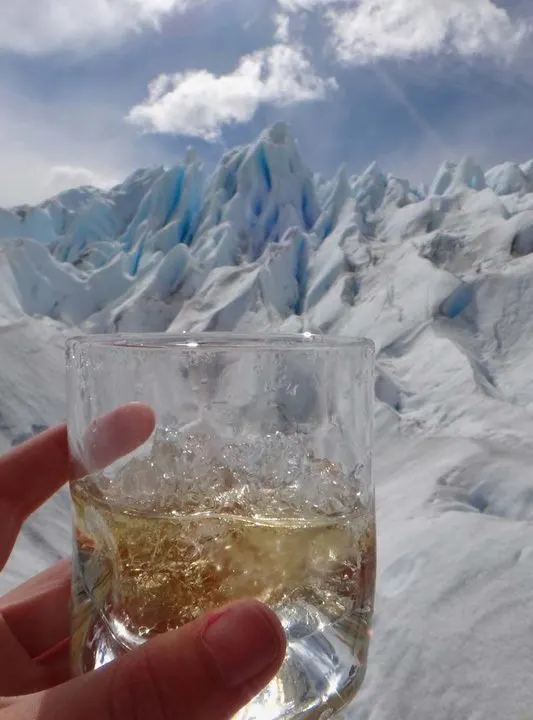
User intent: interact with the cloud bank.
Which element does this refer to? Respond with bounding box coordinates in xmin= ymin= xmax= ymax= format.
xmin=0 ymin=0 xmax=203 ymax=54
xmin=328 ymin=0 xmax=530 ymax=64
xmin=278 ymin=0 xmax=530 ymax=63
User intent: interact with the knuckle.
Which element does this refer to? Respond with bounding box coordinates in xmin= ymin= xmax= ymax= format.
xmin=108 ymin=647 xmax=171 ymax=720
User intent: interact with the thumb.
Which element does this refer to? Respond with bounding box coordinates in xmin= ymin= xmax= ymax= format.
xmin=13 ymin=600 xmax=286 ymax=720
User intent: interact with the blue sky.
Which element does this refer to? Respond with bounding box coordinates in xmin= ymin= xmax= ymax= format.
xmin=1 ymin=0 xmax=532 ymax=206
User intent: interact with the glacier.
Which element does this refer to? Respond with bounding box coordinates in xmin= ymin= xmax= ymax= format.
xmin=2 ymin=123 xmax=533 ymax=719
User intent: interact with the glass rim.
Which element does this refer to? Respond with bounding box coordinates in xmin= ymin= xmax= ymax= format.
xmin=67 ymin=331 xmax=375 ymax=355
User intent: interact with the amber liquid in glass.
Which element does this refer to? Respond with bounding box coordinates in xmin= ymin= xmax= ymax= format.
xmin=70 ymin=440 xmax=375 ymax=718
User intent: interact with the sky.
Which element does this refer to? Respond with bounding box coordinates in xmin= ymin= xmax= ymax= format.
xmin=1 ymin=0 xmax=533 ymax=206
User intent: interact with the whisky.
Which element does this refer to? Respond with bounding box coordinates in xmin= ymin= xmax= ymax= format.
xmin=70 ymin=435 xmax=375 ymax=718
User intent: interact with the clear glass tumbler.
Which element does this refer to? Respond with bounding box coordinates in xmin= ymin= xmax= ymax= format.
xmin=66 ymin=332 xmax=376 ymax=719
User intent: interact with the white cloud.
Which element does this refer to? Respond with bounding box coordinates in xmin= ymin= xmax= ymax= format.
xmin=0 ymin=150 xmax=117 ymax=209
xmin=0 ymin=87 xmax=149 ymax=207
xmin=127 ymin=44 xmax=337 ymax=140
xmin=45 ymin=166 xmax=117 ymax=197
xmin=275 ymin=0 xmax=339 ymax=40
xmin=278 ymin=0 xmax=340 ymax=10
xmin=0 ymin=0 xmax=202 ymax=55
xmin=274 ymin=13 xmax=292 ymax=43
xmin=324 ymin=0 xmax=529 ymax=63
xmin=276 ymin=0 xmax=530 ymax=63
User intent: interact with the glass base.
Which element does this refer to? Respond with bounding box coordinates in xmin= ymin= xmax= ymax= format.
xmin=236 ymin=604 xmax=369 ymax=719
xmin=71 ymin=598 xmax=370 ymax=720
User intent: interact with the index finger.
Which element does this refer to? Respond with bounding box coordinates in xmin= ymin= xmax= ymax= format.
xmin=0 ymin=403 xmax=155 ymax=568
xmin=70 ymin=402 xmax=157 ymax=482
xmin=1 ymin=403 xmax=155 ymax=518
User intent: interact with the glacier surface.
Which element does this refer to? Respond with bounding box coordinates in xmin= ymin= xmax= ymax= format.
xmin=2 ymin=123 xmax=533 ymax=719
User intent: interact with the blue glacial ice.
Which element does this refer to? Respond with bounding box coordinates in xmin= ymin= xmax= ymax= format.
xmin=4 ymin=123 xmax=533 ymax=720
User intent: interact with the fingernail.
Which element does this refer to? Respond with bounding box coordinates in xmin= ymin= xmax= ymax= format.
xmin=201 ymin=601 xmax=282 ymax=687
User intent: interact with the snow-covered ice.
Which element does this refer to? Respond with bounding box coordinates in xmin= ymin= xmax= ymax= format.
xmin=2 ymin=123 xmax=533 ymax=718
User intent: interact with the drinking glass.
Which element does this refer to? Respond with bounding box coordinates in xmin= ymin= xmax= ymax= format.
xmin=66 ymin=332 xmax=376 ymax=719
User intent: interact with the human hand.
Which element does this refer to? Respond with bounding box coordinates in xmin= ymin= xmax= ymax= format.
xmin=0 ymin=405 xmax=286 ymax=719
